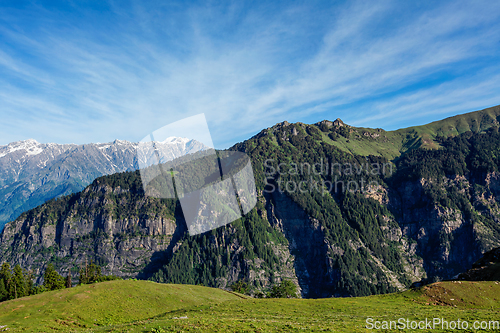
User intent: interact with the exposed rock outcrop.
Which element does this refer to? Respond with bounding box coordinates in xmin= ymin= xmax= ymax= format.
xmin=0 ymin=179 xmax=179 ymax=283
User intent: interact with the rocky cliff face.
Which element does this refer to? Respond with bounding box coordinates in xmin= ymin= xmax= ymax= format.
xmin=0 ymin=174 xmax=182 ymax=283
xmin=265 ymin=190 xmax=425 ymax=297
xmin=265 ymin=190 xmax=331 ymax=297
xmin=388 ymin=173 xmax=500 ymax=282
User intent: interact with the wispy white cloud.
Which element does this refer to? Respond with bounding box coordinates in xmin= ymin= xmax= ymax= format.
xmin=350 ymin=69 xmax=500 ymax=128
xmin=0 ymin=0 xmax=499 ymax=147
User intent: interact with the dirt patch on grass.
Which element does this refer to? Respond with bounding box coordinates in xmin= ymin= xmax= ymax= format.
xmin=419 ymin=283 xmax=465 ymax=306
xmin=74 ymin=293 xmax=90 ymax=300
xmin=417 ymin=281 xmax=500 ymax=308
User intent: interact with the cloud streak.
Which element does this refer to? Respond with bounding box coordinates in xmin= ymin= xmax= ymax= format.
xmin=0 ymin=0 xmax=499 ymax=147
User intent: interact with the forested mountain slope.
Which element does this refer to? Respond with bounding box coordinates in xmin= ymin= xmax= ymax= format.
xmin=1 ymin=105 xmax=500 ymax=298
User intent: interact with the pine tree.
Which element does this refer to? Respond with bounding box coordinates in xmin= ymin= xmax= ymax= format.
xmin=79 ymin=259 xmax=102 ymax=285
xmin=43 ymin=264 xmax=65 ymax=291
xmin=0 ymin=279 xmax=7 ymax=302
xmin=0 ymin=262 xmax=13 ymax=300
xmin=78 ymin=259 xmax=89 ymax=285
xmin=268 ymin=280 xmax=298 ymax=298
xmin=13 ymin=264 xmax=26 ymax=298
xmin=230 ymin=280 xmax=250 ymax=295
xmin=66 ymin=272 xmax=72 ymax=288
xmin=25 ymin=269 xmax=34 ymax=296
xmin=87 ymin=261 xmax=102 ymax=283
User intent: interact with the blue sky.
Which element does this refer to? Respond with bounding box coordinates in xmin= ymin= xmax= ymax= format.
xmin=0 ymin=0 xmax=499 ymax=148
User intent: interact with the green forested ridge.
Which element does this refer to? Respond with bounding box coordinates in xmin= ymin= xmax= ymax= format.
xmin=394 ymin=127 xmax=500 ymax=181
xmin=148 ymin=114 xmax=500 ymax=296
xmin=230 ymin=123 xmax=402 ymax=295
xmin=392 ymin=127 xmax=500 ymax=228
xmin=1 ymin=106 xmax=500 ymax=299
xmin=397 ymin=104 xmax=500 ymax=149
xmin=15 ymin=170 xmax=176 ymax=230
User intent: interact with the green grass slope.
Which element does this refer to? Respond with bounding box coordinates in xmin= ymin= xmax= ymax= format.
xmin=318 ymin=126 xmax=408 ymax=160
xmin=307 ymin=104 xmax=500 ymax=160
xmin=397 ymin=104 xmax=500 ymax=150
xmin=0 ymin=280 xmax=246 ymax=332
xmin=136 ymin=281 xmax=500 ymax=332
xmin=0 ymin=280 xmax=498 ymax=332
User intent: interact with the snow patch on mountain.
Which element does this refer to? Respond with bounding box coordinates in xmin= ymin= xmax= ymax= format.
xmin=161 ymin=137 xmax=190 ymax=144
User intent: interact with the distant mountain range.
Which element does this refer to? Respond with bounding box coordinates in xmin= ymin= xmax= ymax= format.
xmin=0 ymin=138 xmax=207 ymax=230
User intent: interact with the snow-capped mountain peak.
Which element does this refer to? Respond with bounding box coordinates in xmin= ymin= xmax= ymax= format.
xmin=0 ymin=137 xmax=209 ymax=231
xmin=0 ymin=139 xmax=44 ymax=158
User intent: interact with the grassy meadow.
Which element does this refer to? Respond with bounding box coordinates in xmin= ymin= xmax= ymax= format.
xmin=0 ymin=280 xmax=499 ymax=332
